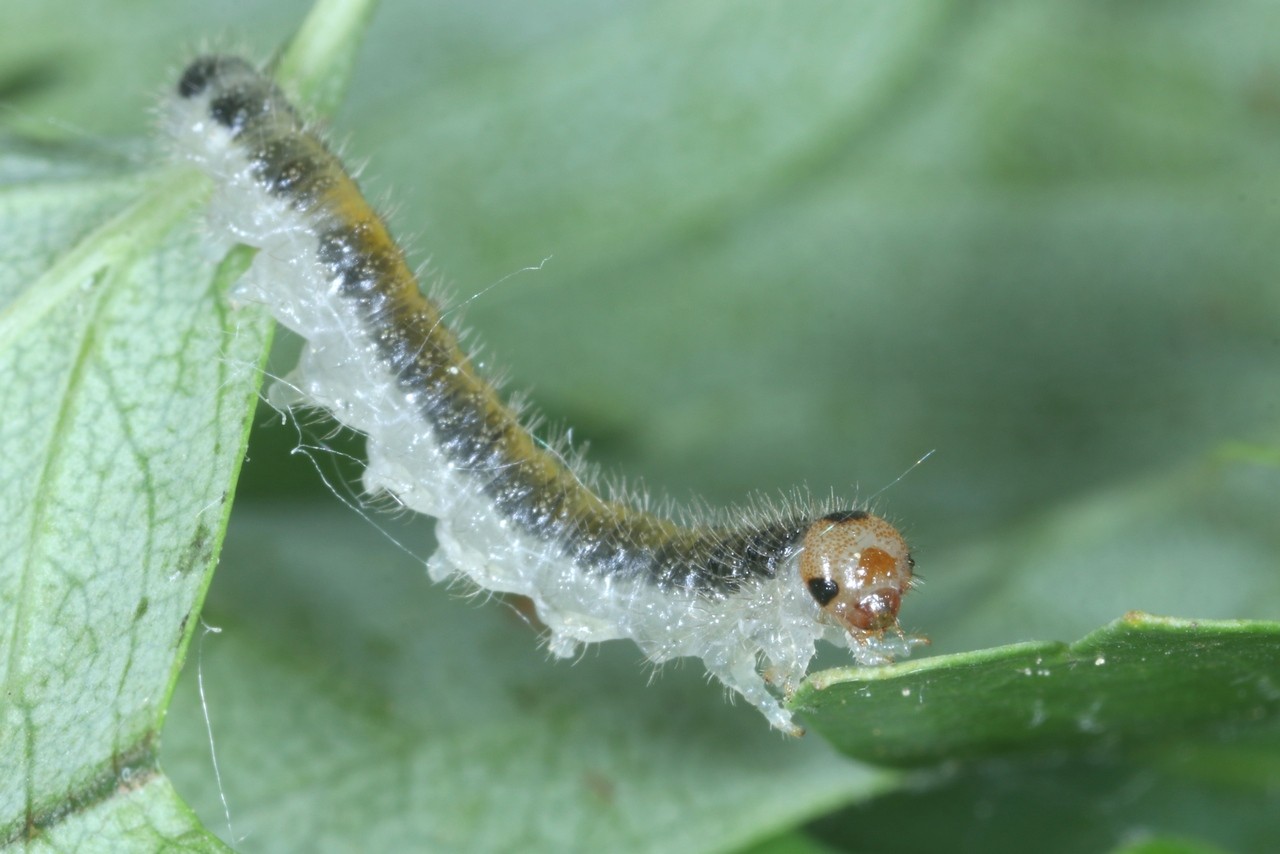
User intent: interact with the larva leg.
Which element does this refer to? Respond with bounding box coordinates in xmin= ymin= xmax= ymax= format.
xmin=710 ymin=654 xmax=804 ymax=737
xmin=545 ymin=632 xmax=579 ymax=658
xmin=762 ymin=656 xmax=810 ymax=701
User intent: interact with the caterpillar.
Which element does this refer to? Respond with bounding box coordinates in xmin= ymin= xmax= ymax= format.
xmin=166 ymin=55 xmax=924 ymax=735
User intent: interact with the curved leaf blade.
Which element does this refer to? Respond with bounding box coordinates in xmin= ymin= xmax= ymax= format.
xmin=0 ymin=0 xmax=375 ymax=843
xmin=794 ymin=613 xmax=1280 ymax=766
xmin=0 ymin=151 xmax=270 ymax=842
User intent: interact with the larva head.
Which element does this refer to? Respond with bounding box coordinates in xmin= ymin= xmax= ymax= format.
xmin=799 ymin=510 xmax=914 ymax=635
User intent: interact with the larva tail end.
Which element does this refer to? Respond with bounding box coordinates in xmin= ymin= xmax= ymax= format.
xmin=177 ymin=55 xmax=255 ymax=99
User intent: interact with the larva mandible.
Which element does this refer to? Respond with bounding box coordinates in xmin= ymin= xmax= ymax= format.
xmin=167 ymin=56 xmax=924 ymax=735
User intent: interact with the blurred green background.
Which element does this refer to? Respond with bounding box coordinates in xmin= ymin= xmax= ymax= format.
xmin=4 ymin=1 xmax=1279 ymax=851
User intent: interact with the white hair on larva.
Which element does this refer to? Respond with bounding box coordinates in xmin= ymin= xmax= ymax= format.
xmin=166 ymin=55 xmax=925 ymax=735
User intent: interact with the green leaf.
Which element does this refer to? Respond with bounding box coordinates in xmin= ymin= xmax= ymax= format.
xmin=794 ymin=613 xmax=1280 ymax=765
xmin=1109 ymin=838 xmax=1234 ymax=854
xmin=273 ymin=0 xmax=381 ymax=117
xmin=811 ymin=742 xmax=1280 ymax=854
xmin=736 ymin=831 xmax=842 ymax=854
xmin=0 ymin=143 xmax=267 ymax=846
xmin=26 ymin=774 xmax=232 ymax=854
xmin=0 ymin=0 xmax=370 ymax=847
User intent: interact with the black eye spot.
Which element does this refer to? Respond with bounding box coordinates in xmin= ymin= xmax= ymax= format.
xmin=807 ymin=577 xmax=840 ymax=606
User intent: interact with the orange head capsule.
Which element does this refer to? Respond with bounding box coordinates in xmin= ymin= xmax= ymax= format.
xmin=798 ymin=510 xmax=914 ymax=636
